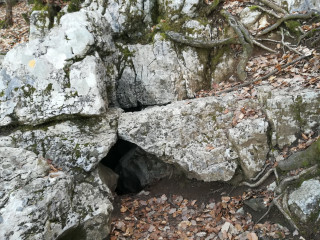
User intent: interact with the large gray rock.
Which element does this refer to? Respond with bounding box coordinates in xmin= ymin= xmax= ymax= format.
xmin=29 ymin=11 xmax=50 ymax=41
xmin=85 ymin=0 xmax=156 ymax=35
xmin=288 ymin=178 xmax=320 ymax=223
xmin=119 ymin=95 xmax=257 ymax=181
xmin=0 ymin=147 xmax=113 ymax=240
xmin=275 ymin=0 xmax=320 ymax=13
xmin=116 ymin=33 xmax=208 ymax=108
xmin=0 ymin=11 xmax=114 ymax=126
xmin=0 ymin=109 xmax=120 ymax=172
xmin=258 ymin=86 xmax=320 ymax=148
xmin=118 ymin=86 xmax=320 ymax=181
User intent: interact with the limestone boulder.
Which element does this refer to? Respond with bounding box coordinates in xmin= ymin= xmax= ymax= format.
xmin=119 ymin=96 xmax=241 ymax=182
xmin=0 ymin=109 xmax=120 ymax=172
xmin=288 ymin=178 xmax=320 ymax=223
xmin=0 ymin=147 xmax=113 ymax=240
xmin=258 ymin=86 xmax=320 ymax=148
xmin=275 ymin=0 xmax=320 ymax=13
xmin=85 ymin=0 xmax=156 ymax=36
xmin=116 ymin=33 xmax=208 ymax=108
xmin=0 ymin=11 xmax=114 ymax=126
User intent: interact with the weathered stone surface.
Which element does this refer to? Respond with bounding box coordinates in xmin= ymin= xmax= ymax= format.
xmin=29 ymin=11 xmax=50 ymax=41
xmin=288 ymin=178 xmax=320 ymax=223
xmin=0 ymin=109 xmax=120 ymax=172
xmin=0 ymin=11 xmax=114 ymax=126
xmin=275 ymin=0 xmax=320 ymax=13
xmin=118 ymin=85 xmax=319 ymax=181
xmin=240 ymin=7 xmax=261 ymax=28
xmin=158 ymin=0 xmax=200 ymax=19
xmin=228 ymin=118 xmax=269 ymax=178
xmin=118 ymin=96 xmax=240 ymax=182
xmin=0 ymin=147 xmax=113 ymax=240
xmin=85 ymin=0 xmax=156 ymax=35
xmin=258 ymin=86 xmax=320 ymax=148
xmin=116 ymin=33 xmax=207 ymax=108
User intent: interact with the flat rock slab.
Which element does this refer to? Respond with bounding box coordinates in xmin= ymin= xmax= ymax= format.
xmin=119 ymin=86 xmax=320 ymax=181
xmin=0 ymin=109 xmax=121 ymax=172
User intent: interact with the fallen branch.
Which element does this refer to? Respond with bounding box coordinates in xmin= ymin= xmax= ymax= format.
xmin=165 ymin=31 xmax=237 ymax=48
xmin=280 ymin=28 xmax=303 ymax=55
xmin=252 ymin=39 xmax=277 ymax=53
xmin=215 ymin=54 xmax=311 ymax=95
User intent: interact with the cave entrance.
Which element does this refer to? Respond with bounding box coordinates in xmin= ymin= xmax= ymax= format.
xmin=100 ymin=139 xmax=174 ymax=195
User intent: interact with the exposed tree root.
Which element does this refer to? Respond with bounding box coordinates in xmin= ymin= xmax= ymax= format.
xmin=257 ymin=11 xmax=317 ymax=36
xmin=240 ymin=168 xmax=274 ymax=188
xmin=275 ymin=165 xmax=318 ymax=194
xmin=221 ymin=10 xmax=253 ymax=82
xmin=257 ymin=0 xmax=287 ymax=15
xmin=274 ymin=192 xmax=300 ymax=230
xmin=165 ymin=31 xmax=236 ymax=48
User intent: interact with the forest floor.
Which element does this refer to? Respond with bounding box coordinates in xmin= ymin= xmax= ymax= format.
xmin=1 ymin=1 xmax=319 ymax=240
xmin=108 ymin=174 xmax=303 ymax=240
xmin=0 ymin=1 xmax=30 ymax=53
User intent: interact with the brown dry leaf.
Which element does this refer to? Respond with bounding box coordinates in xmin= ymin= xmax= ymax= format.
xmin=223 ymin=108 xmax=229 ymax=114
xmin=206 ymin=144 xmax=215 ymax=151
xmin=301 ymin=133 xmax=308 ymax=140
xmin=120 ymin=205 xmax=128 ymax=213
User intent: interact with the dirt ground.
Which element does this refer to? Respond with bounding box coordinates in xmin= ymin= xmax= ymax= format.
xmin=110 ymin=173 xmax=305 ymax=240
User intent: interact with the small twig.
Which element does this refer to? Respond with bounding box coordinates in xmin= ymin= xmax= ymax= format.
xmin=255 ymin=38 xmax=281 ymax=43
xmin=257 ymin=195 xmax=278 ymax=223
xmin=215 ymin=54 xmax=311 ymax=95
xmin=280 ymin=28 xmax=303 ymax=55
xmin=240 ymin=168 xmax=274 ymax=188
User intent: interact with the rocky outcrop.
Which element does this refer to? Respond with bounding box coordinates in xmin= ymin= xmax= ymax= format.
xmin=119 ymin=86 xmax=319 ymax=181
xmin=288 ymin=178 xmax=320 ymax=223
xmin=116 ymin=33 xmax=208 ymax=108
xmin=0 ymin=11 xmax=114 ymax=126
xmin=0 ymin=109 xmax=120 ymax=172
xmin=0 ymin=147 xmax=113 ymax=240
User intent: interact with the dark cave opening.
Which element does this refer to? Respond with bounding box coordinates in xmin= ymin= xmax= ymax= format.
xmin=100 ymin=139 xmax=176 ymax=195
xmin=100 ymin=139 xmax=142 ymax=195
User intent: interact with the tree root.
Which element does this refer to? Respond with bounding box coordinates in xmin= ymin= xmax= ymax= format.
xmin=252 ymin=5 xmax=281 ymax=19
xmin=221 ymin=10 xmax=253 ymax=82
xmin=274 ymin=192 xmax=299 ymax=230
xmin=240 ymin=168 xmax=275 ymax=188
xmin=165 ymin=31 xmax=237 ymax=48
xmin=257 ymin=11 xmax=316 ymax=36
xmin=257 ymin=0 xmax=287 ymax=15
xmin=275 ymin=165 xmax=318 ymax=194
